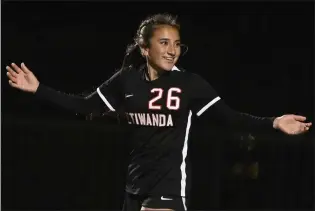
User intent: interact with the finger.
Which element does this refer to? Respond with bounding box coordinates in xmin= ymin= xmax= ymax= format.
xmin=7 ymin=72 xmax=18 ymax=83
xmin=301 ymin=124 xmax=311 ymax=132
xmin=300 ymin=122 xmax=312 ymax=127
xmin=8 ymin=80 xmax=19 ymax=89
xmin=293 ymin=115 xmax=306 ymax=121
xmin=305 ymin=122 xmax=312 ymax=126
xmin=6 ymin=66 xmax=18 ymax=77
xmin=304 ymin=122 xmax=311 ymax=128
xmin=21 ymin=62 xmax=31 ymax=74
xmin=11 ymin=63 xmax=23 ymax=73
xmin=303 ymin=122 xmax=312 ymax=128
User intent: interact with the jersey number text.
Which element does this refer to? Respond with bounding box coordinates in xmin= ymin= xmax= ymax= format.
xmin=148 ymin=88 xmax=181 ymax=110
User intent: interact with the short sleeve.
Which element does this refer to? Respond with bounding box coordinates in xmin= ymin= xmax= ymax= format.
xmin=189 ymin=74 xmax=221 ymax=116
xmin=96 ymin=70 xmax=125 ymax=112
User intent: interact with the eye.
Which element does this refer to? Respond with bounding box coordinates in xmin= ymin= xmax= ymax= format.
xmin=175 ymin=43 xmax=181 ymax=48
xmin=160 ymin=40 xmax=169 ymax=45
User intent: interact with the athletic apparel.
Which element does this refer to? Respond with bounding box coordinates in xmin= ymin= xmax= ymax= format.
xmin=122 ymin=192 xmax=188 ymax=211
xmin=35 ymin=65 xmax=275 ymax=200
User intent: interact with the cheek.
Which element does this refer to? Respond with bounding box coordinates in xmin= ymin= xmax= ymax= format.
xmin=176 ymin=47 xmax=181 ymax=56
xmin=149 ymin=48 xmax=163 ymax=59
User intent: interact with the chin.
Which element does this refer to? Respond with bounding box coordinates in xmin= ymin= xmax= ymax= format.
xmin=160 ymin=64 xmax=174 ymax=71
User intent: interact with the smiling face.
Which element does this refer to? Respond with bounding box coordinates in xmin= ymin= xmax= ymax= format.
xmin=142 ymin=25 xmax=181 ymax=72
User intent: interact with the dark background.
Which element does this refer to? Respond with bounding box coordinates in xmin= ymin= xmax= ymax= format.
xmin=2 ymin=1 xmax=314 ymax=210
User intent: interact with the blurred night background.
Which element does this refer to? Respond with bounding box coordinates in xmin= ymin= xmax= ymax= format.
xmin=2 ymin=1 xmax=314 ymax=210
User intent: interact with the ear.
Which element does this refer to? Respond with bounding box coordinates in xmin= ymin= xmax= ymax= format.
xmin=140 ymin=47 xmax=149 ymax=57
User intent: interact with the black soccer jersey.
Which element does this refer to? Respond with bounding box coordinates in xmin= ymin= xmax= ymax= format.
xmin=91 ymin=65 xmax=211 ymax=197
xmin=35 ymin=65 xmax=274 ymax=197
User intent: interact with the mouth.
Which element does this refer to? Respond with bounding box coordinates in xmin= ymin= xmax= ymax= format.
xmin=163 ymin=57 xmax=175 ymax=63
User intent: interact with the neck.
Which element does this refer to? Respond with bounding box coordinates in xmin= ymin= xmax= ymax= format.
xmin=146 ymin=62 xmax=161 ymax=81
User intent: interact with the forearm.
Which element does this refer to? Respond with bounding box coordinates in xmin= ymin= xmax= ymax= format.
xmin=208 ymin=100 xmax=275 ymax=132
xmin=35 ymin=83 xmax=105 ymax=116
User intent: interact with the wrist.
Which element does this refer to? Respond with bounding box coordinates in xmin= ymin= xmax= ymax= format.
xmin=273 ymin=115 xmax=284 ymax=129
xmin=32 ymin=82 xmax=40 ymax=94
xmin=273 ymin=118 xmax=278 ymax=129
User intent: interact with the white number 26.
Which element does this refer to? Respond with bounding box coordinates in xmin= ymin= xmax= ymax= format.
xmin=148 ymin=88 xmax=181 ymax=110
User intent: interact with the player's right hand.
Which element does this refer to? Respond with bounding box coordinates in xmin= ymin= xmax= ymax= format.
xmin=6 ymin=62 xmax=40 ymax=93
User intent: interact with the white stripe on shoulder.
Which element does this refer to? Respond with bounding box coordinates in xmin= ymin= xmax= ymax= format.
xmin=96 ymin=88 xmax=116 ymax=111
xmin=196 ymin=96 xmax=221 ymax=116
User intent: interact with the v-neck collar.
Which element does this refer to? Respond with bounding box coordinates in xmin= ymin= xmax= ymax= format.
xmin=139 ymin=65 xmax=179 ymax=83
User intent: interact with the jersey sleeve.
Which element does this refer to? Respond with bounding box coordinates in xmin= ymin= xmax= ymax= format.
xmin=189 ymin=73 xmax=275 ymax=132
xmin=35 ymin=70 xmax=124 ymax=116
xmin=96 ymin=70 xmax=124 ymax=112
xmin=189 ymin=73 xmax=221 ymax=116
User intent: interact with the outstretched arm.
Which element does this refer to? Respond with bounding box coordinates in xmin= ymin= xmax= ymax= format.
xmin=6 ymin=63 xmax=115 ymax=116
xmin=205 ymin=99 xmax=311 ymax=135
xmin=190 ymin=73 xmax=312 ymax=135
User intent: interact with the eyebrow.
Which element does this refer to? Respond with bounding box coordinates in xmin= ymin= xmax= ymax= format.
xmin=159 ymin=38 xmax=181 ymax=42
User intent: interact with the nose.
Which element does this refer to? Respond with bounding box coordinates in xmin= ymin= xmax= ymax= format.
xmin=167 ymin=44 xmax=176 ymax=56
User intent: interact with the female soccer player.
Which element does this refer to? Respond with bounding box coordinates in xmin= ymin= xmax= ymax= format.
xmin=6 ymin=13 xmax=311 ymax=211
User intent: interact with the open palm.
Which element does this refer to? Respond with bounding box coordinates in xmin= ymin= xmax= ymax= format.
xmin=6 ymin=63 xmax=39 ymax=93
xmin=274 ymin=114 xmax=312 ymax=135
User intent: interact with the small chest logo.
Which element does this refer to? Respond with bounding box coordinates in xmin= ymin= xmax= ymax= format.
xmin=125 ymin=94 xmax=134 ymax=98
xmin=161 ymin=196 xmax=173 ymax=200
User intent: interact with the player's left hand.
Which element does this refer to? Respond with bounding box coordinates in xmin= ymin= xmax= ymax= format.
xmin=273 ymin=114 xmax=312 ymax=135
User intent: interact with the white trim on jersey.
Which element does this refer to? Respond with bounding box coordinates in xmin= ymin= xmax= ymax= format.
xmin=172 ymin=66 xmax=180 ymax=71
xmin=180 ymin=110 xmax=192 ymax=205
xmin=96 ymin=87 xmax=116 ymax=112
xmin=182 ymin=197 xmax=187 ymax=211
xmin=196 ymin=96 xmax=221 ymax=116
